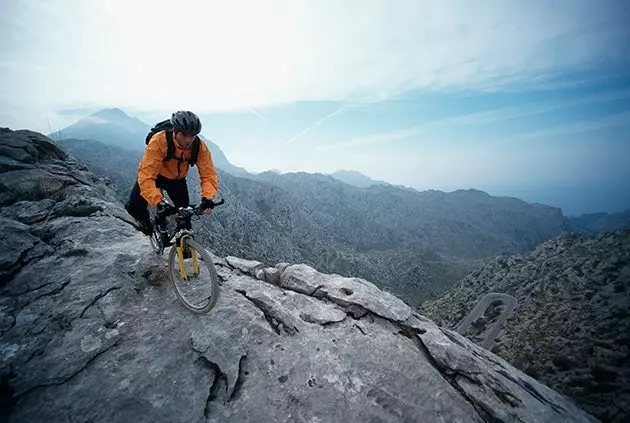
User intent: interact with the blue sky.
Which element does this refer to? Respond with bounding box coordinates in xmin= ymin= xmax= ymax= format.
xmin=1 ymin=0 xmax=629 ymax=215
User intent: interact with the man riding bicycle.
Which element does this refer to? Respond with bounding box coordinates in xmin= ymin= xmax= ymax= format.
xmin=125 ymin=110 xmax=219 ymax=238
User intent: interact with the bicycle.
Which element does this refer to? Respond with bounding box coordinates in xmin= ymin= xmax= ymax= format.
xmin=149 ymin=198 xmax=225 ymax=313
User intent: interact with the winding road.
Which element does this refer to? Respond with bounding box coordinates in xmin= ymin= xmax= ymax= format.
xmin=456 ymin=292 xmax=517 ymax=350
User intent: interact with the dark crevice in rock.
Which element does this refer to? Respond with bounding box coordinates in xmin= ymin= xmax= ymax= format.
xmin=454 ymin=383 xmax=497 ymax=423
xmin=20 ymin=278 xmax=72 ymax=309
xmin=280 ymin=283 xmax=376 ymax=322
xmin=0 ymin=371 xmax=16 ymax=422
xmin=229 ymin=355 xmax=248 ymax=402
xmin=353 ymin=324 xmax=367 ymax=335
xmin=197 ymin=356 xmax=229 ymax=418
xmin=450 ymin=377 xmax=512 ymax=423
xmin=502 ymin=369 xmax=567 ymax=416
xmin=9 ymin=280 xmax=56 ymax=298
xmin=397 ymin=328 xmax=439 ymax=367
xmin=51 ymin=312 xmax=73 ymax=331
xmin=79 ymin=287 xmax=122 ymax=318
xmin=442 ymin=329 xmax=515 ymax=375
xmin=0 ymin=265 xmax=22 ymax=288
xmin=59 ymin=248 xmax=89 ymax=258
xmin=14 ymin=338 xmax=120 ymax=399
xmin=235 ymin=289 xmax=297 ymax=336
xmin=495 ymin=369 xmax=566 ymax=415
xmin=408 ymin=333 xmax=491 ymax=423
xmin=340 ymin=287 xmax=354 ymax=296
xmin=343 ymin=303 xmax=369 ymax=319
xmin=441 ymin=328 xmax=469 ymax=349
xmin=309 ymin=284 xmax=326 ymax=297
xmin=320 ymin=316 xmax=347 ymax=329
xmin=22 ymin=336 xmax=54 ymax=367
xmin=493 ymin=388 xmax=523 ymax=408
xmin=1 ymin=144 xmax=32 ymax=154
xmin=0 ymin=316 xmax=17 ymax=338
xmin=1 ymin=245 xmax=45 ymax=288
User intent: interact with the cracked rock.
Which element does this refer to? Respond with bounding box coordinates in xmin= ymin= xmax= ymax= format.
xmin=225 ymin=256 xmax=265 ymax=275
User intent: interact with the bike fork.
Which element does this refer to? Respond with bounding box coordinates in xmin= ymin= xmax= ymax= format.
xmin=176 ymin=235 xmax=199 ymax=280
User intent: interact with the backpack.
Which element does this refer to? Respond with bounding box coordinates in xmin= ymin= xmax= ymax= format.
xmin=145 ymin=119 xmax=201 ymax=167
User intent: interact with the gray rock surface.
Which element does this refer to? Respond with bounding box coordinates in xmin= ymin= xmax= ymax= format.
xmin=225 ymin=256 xmax=265 ymax=275
xmin=0 ymin=129 xmax=598 ymax=422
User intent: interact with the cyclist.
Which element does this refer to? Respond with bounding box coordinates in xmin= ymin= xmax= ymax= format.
xmin=125 ymin=110 xmax=219 ymax=237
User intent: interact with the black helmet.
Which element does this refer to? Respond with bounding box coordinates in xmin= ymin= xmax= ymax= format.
xmin=170 ymin=110 xmax=202 ymax=135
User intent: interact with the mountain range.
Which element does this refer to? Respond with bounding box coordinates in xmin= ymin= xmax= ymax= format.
xmin=421 ymin=229 xmax=630 ymax=422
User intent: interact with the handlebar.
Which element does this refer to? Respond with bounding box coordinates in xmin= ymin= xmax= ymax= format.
xmin=159 ymin=198 xmax=225 ymax=219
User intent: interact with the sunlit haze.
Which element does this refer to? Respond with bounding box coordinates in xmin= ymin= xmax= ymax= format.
xmin=1 ymin=0 xmax=629 ymax=215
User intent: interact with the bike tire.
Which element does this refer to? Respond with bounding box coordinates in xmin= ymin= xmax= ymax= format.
xmin=167 ymin=238 xmax=220 ymax=313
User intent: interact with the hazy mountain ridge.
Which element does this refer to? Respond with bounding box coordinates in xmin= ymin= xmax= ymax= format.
xmin=329 ymin=169 xmax=390 ymax=188
xmin=49 ymin=108 xmax=251 ymax=177
xmin=569 ymin=211 xmax=630 ymax=234
xmin=421 ymin=229 xmax=630 ymax=423
xmin=254 ymin=172 xmax=569 ymax=258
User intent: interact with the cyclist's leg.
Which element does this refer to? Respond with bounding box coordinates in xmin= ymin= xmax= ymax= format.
xmin=125 ymin=181 xmax=152 ymax=235
xmin=154 ymin=176 xmax=169 ymax=231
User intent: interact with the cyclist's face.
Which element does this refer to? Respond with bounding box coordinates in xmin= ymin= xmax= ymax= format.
xmin=174 ymin=131 xmax=195 ymax=149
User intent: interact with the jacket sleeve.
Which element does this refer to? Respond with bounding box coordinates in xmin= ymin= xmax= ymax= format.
xmin=196 ymin=141 xmax=219 ymax=200
xmin=138 ymin=134 xmax=167 ymax=206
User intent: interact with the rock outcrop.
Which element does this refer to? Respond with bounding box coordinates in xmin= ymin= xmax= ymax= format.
xmin=0 ymin=128 xmax=598 ymax=422
xmin=422 ymin=230 xmax=630 ymax=423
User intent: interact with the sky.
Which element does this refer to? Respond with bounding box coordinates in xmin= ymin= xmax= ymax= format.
xmin=1 ymin=0 xmax=629 ymax=215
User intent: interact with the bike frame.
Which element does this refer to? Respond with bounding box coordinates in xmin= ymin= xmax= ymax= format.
xmin=158 ymin=206 xmax=202 ymax=280
xmin=151 ymin=197 xmax=224 ymax=281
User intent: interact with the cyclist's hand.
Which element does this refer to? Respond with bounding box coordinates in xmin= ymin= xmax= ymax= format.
xmin=200 ymin=197 xmax=214 ymax=214
xmin=157 ymin=199 xmax=175 ymax=213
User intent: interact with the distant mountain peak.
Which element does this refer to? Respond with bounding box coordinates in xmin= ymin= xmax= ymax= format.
xmin=329 ymin=169 xmax=389 ymax=188
xmin=87 ymin=108 xmax=148 ymax=127
xmin=333 ymin=169 xmax=365 ymax=176
xmin=452 ymin=188 xmax=491 ymax=196
xmin=91 ymin=107 xmax=130 ymax=120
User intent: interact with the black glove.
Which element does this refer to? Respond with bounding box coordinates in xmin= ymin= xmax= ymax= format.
xmin=157 ymin=199 xmax=175 ymax=213
xmin=200 ymin=197 xmax=214 ymax=210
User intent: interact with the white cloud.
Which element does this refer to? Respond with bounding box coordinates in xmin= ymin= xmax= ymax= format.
xmin=1 ymin=0 xmax=628 ymax=127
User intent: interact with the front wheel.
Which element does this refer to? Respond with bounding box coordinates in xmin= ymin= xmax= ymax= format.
xmin=167 ymin=237 xmax=220 ymax=313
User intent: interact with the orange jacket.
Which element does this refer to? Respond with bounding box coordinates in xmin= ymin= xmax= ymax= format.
xmin=138 ymin=130 xmax=219 ymax=206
